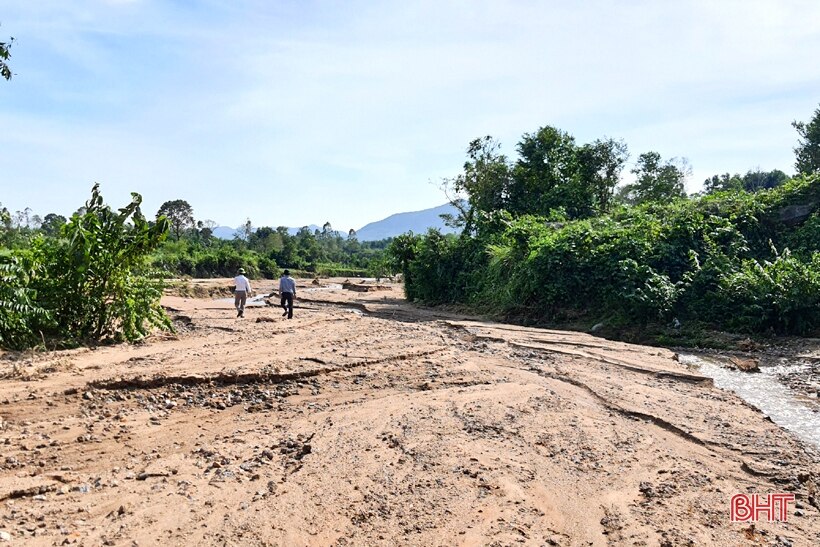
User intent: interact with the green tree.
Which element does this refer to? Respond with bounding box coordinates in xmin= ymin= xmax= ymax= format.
xmin=442 ymin=136 xmax=512 ymax=232
xmin=250 ymin=226 xmax=284 ymax=254
xmin=793 ymin=104 xmax=820 ymax=175
xmin=40 ymin=213 xmax=67 ymax=236
xmin=741 ymin=169 xmax=789 ymax=192
xmin=13 ymin=207 xmax=34 ymax=229
xmin=275 ymin=226 xmax=299 ymax=267
xmin=0 ymin=253 xmax=51 ymax=349
xmin=295 ymin=226 xmax=323 ymax=266
xmin=0 ymin=202 xmax=11 ymax=233
xmin=514 ymin=129 xmax=629 ymax=217
xmin=387 ymin=233 xmax=420 ymax=285
xmin=511 ymin=126 xmax=578 ymax=216
xmin=0 ymin=33 xmax=12 ymax=81
xmin=156 ymin=199 xmax=194 ymax=240
xmin=0 ymin=202 xmax=25 ymax=248
xmin=703 ymin=173 xmax=744 ymax=194
xmin=704 ymin=169 xmax=789 ymax=194
xmin=35 ymin=184 xmax=171 ymax=343
xmin=236 ymin=218 xmax=253 ymax=243
xmin=321 ymin=221 xmax=334 ymax=239
xmin=344 ymin=229 xmax=361 ymax=255
xmin=445 ymin=129 xmax=630 ymax=224
xmin=622 ymin=151 xmax=689 ymax=204
xmin=196 ymin=219 xmax=216 ymax=242
xmin=576 ymin=138 xmax=629 ymax=214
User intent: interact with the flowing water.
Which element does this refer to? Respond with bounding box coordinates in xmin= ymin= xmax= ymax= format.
xmin=218 ymin=294 xmax=269 ymax=307
xmin=301 ymin=283 xmax=343 ymax=293
xmin=219 ymin=284 xmax=345 ymax=307
xmin=677 ymin=354 xmax=820 ymax=449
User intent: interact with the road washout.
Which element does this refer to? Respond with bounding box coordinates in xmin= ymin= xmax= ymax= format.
xmin=0 ymin=279 xmax=818 ymax=546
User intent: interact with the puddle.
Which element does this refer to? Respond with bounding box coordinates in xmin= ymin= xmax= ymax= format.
xmin=678 ymin=354 xmax=820 ymax=449
xmin=302 ymin=284 xmax=343 ymax=293
xmin=216 ymin=294 xmax=269 ymax=307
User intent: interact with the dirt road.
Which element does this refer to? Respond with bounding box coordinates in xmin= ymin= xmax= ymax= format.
xmin=1 ymin=281 xmax=818 ymax=546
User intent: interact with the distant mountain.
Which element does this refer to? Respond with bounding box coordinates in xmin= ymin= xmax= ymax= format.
xmin=212 ymin=224 xmax=322 ymax=240
xmin=355 ymin=203 xmax=459 ymax=241
xmin=211 ymin=205 xmax=459 ymax=242
xmin=212 ymin=226 xmax=239 ymax=239
xmin=288 ymin=224 xmax=321 ymax=236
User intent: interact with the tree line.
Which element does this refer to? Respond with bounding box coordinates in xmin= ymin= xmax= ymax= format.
xmin=0 ymin=186 xmax=394 ymax=349
xmin=388 ymin=104 xmax=820 ymax=342
xmin=149 ymin=200 xmax=392 ymax=279
xmin=2 ymin=196 xmax=394 ymax=282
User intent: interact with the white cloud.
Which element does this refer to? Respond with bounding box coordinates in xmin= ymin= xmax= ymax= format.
xmin=1 ymin=0 xmax=819 ymax=227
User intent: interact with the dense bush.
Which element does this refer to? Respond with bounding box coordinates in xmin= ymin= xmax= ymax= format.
xmin=151 ymin=240 xmax=263 ymax=278
xmin=150 ymin=231 xmax=390 ymax=279
xmin=0 ymin=185 xmax=172 ymax=349
xmin=393 ymin=174 xmax=820 ymax=335
xmin=711 ymin=251 xmax=820 ymax=334
xmin=0 ymin=251 xmax=51 ymax=349
xmin=312 ymin=263 xmax=369 ymax=277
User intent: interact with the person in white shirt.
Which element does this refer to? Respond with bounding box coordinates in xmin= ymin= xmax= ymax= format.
xmin=278 ymin=269 xmax=296 ymax=319
xmin=233 ymin=267 xmax=252 ymax=318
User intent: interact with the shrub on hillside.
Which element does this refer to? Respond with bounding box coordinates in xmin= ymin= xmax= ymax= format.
xmin=393 ymin=174 xmax=820 ymax=336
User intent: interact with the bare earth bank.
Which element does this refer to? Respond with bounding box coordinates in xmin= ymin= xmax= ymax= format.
xmin=1 ymin=280 xmax=818 ymax=546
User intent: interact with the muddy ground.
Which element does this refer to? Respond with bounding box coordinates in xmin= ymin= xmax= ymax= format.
xmin=1 ymin=279 xmax=819 ymax=546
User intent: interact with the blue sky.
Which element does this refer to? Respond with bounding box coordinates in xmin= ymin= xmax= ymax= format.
xmin=1 ymin=0 xmax=819 ymax=231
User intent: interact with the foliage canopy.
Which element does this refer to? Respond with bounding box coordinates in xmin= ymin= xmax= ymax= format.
xmin=157 ymin=199 xmax=195 ymax=240
xmin=793 ymin=105 xmax=820 ymax=176
xmin=442 ymin=127 xmax=631 ymax=230
xmin=392 ymin=114 xmax=820 ymax=341
xmin=0 ymin=34 xmax=12 ymax=81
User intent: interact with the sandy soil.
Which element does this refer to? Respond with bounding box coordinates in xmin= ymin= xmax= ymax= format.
xmin=1 ymin=279 xmax=819 ymax=546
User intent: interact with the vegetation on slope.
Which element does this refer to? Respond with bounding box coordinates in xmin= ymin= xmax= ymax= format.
xmin=389 ymin=107 xmax=820 ymax=343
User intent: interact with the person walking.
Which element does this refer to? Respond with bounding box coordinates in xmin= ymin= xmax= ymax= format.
xmin=233 ymin=267 xmax=252 ymax=318
xmin=279 ymin=269 xmax=296 ymax=319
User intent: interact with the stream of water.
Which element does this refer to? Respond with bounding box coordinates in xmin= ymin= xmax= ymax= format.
xmin=217 ymin=284 xmax=345 ymax=307
xmin=677 ymin=354 xmax=820 ymax=449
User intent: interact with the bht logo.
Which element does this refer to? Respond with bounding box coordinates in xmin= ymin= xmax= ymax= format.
xmin=731 ymin=494 xmax=795 ymax=522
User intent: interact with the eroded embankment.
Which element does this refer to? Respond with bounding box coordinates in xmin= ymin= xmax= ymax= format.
xmin=0 ymin=284 xmax=818 ymax=546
